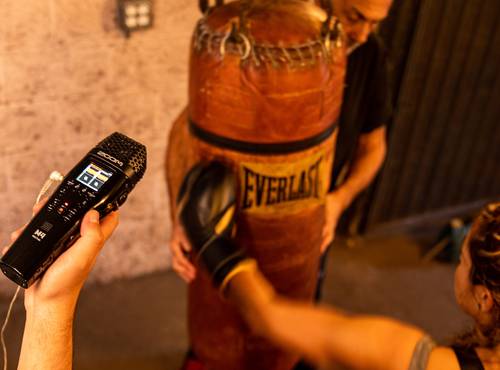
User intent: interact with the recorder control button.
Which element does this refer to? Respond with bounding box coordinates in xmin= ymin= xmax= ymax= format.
xmin=105 ymin=203 xmax=117 ymax=213
xmin=117 ymin=192 xmax=128 ymax=206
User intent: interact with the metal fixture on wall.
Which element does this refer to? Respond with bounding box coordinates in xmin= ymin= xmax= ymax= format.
xmin=117 ymin=0 xmax=154 ymax=37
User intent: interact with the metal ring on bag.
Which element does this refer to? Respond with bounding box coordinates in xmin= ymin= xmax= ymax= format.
xmin=220 ymin=30 xmax=251 ymax=60
xmin=199 ymin=0 xmax=225 ymax=14
xmin=219 ymin=30 xmax=231 ymax=56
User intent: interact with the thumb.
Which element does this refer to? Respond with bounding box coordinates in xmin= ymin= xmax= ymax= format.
xmin=81 ymin=210 xmax=102 ymax=237
xmin=76 ymin=210 xmax=105 ymax=259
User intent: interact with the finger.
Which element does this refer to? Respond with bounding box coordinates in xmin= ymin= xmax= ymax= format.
xmin=320 ymin=241 xmax=329 ymax=253
xmin=173 ymin=223 xmax=192 ymax=253
xmin=173 ymin=265 xmax=191 ymax=283
xmin=177 ymin=229 xmax=192 ymax=252
xmin=69 ymin=210 xmax=117 ymax=266
xmin=10 ymin=220 xmax=32 ymax=242
xmin=178 ymin=240 xmax=193 ymax=257
xmin=183 ymin=263 xmax=196 ymax=281
xmin=32 ymin=197 xmax=48 ymax=215
xmin=173 ymin=243 xmax=196 ymax=271
xmin=8 ymin=199 xmax=48 ymax=243
xmin=8 ymin=199 xmax=49 ymax=244
xmin=180 ymin=239 xmax=192 ymax=253
xmin=320 ymin=240 xmax=327 ymax=253
xmin=2 ymin=246 xmax=10 ymax=256
xmin=170 ymin=238 xmax=190 ymax=264
xmin=10 ymin=226 xmax=26 ymax=242
xmin=172 ymin=259 xmax=194 ymax=283
xmin=171 ymin=244 xmax=196 ymax=278
xmin=171 ymin=239 xmax=197 ymax=278
xmin=322 ymin=228 xmax=336 ymax=252
xmin=99 ymin=212 xmax=120 ymax=242
xmin=320 ymin=230 xmax=332 ymax=252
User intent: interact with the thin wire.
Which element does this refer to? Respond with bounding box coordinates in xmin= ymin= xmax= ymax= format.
xmin=36 ymin=171 xmax=64 ymax=203
xmin=1 ymin=170 xmax=63 ymax=370
xmin=1 ymin=286 xmax=20 ymax=370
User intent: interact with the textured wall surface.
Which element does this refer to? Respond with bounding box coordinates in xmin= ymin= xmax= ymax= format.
xmin=0 ymin=0 xmax=199 ymax=294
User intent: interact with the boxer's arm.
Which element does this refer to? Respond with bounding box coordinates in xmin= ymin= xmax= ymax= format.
xmin=321 ymin=126 xmax=386 ymax=251
xmin=227 ymin=268 xmax=426 ymax=370
xmin=332 ymin=126 xmax=387 ymax=210
xmin=178 ymin=161 xmax=427 ymax=370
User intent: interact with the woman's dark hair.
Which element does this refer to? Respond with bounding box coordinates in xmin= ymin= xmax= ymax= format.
xmin=455 ymin=202 xmax=500 ymax=348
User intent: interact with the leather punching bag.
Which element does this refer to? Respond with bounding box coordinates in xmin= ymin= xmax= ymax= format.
xmin=184 ymin=1 xmax=346 ymax=369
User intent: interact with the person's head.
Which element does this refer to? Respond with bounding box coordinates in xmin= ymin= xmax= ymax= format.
xmin=331 ymin=0 xmax=393 ymax=52
xmin=454 ymin=202 xmax=500 ymax=347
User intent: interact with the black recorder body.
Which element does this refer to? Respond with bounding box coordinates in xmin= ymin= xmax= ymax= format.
xmin=0 ymin=132 xmax=147 ymax=288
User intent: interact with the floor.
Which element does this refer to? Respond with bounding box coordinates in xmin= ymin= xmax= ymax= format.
xmin=0 ymin=233 xmax=471 ymax=370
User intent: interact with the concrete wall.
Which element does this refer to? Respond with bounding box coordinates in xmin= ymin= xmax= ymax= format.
xmin=0 ymin=0 xmax=200 ymax=294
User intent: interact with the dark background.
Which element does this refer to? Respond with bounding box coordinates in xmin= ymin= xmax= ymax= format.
xmin=344 ymin=0 xmax=500 ymax=237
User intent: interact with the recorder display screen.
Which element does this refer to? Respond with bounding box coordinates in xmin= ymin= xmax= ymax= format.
xmin=76 ymin=163 xmax=113 ymax=191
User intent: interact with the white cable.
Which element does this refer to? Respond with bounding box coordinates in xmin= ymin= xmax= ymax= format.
xmin=36 ymin=171 xmax=64 ymax=203
xmin=1 ymin=286 xmax=20 ymax=370
xmin=1 ymin=170 xmax=63 ymax=370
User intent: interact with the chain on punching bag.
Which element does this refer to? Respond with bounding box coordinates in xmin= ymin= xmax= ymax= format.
xmin=185 ymin=1 xmax=347 ymax=369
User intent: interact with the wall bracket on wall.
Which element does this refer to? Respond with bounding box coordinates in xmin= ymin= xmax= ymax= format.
xmin=117 ymin=0 xmax=154 ymax=37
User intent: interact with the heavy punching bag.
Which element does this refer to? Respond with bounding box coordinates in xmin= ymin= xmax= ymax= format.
xmin=180 ymin=0 xmax=347 ymax=369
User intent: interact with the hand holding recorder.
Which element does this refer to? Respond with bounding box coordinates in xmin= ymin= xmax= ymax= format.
xmin=8 ymin=206 xmax=119 ymax=370
xmin=1 ymin=132 xmax=146 ymax=370
xmin=1 ymin=132 xmax=146 ymax=288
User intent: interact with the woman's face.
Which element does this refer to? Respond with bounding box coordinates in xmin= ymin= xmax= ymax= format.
xmin=454 ymin=232 xmax=478 ymax=317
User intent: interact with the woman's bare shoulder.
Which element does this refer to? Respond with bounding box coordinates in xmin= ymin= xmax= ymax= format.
xmin=426 ymin=346 xmax=460 ymax=370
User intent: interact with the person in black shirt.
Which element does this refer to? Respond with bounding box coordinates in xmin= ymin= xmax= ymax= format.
xmin=314 ymin=31 xmax=393 ymax=306
xmin=295 ymin=1 xmax=393 ymax=368
xmin=320 ymin=0 xmax=393 ymax=255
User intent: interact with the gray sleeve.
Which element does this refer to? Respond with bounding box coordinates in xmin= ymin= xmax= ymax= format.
xmin=407 ymin=336 xmax=436 ymax=370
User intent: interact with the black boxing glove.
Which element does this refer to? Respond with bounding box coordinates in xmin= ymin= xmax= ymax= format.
xmin=177 ymin=161 xmax=252 ymax=290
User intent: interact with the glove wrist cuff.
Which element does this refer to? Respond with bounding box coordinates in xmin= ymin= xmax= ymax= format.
xmin=219 ymin=258 xmax=258 ymax=296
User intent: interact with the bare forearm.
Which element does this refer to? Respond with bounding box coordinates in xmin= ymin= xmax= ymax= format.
xmin=228 ymin=270 xmax=345 ymax=367
xmin=228 ymin=269 xmax=423 ymax=370
xmin=335 ymin=128 xmax=386 ymax=210
xmin=14 ymin=210 xmax=119 ymax=370
xmin=227 ymin=269 xmax=276 ymax=336
xmin=18 ymin=305 xmax=74 ymax=370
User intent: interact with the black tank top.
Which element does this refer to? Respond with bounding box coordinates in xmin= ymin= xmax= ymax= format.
xmin=452 ymin=346 xmax=485 ymax=370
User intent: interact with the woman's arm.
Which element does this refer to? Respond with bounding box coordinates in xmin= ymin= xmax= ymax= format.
xmin=227 ymin=267 xmax=426 ymax=370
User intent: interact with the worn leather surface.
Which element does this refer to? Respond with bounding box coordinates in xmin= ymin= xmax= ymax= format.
xmin=187 ymin=1 xmax=347 ymax=369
